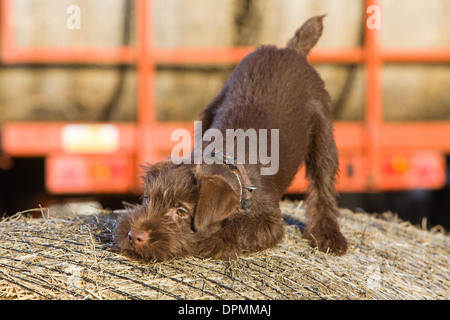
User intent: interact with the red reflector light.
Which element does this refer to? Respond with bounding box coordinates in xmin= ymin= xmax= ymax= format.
xmin=390 ymin=155 xmax=408 ymax=173
xmin=46 ymin=154 xmax=136 ymax=194
xmin=380 ymin=151 xmax=446 ymax=190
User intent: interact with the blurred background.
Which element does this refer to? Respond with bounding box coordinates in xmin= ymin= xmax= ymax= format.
xmin=0 ymin=0 xmax=449 ymax=229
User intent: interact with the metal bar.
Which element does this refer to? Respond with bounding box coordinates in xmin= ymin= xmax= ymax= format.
xmin=152 ymin=47 xmax=365 ymax=65
xmin=4 ymin=47 xmax=450 ymax=66
xmin=2 ymin=47 xmax=136 ymax=64
xmin=364 ymin=0 xmax=383 ymax=191
xmin=136 ymin=0 xmax=154 ymax=127
xmin=309 ymin=47 xmax=365 ymax=63
xmin=0 ymin=122 xmax=366 ymax=157
xmin=4 ymin=47 xmax=449 ymax=65
xmin=5 ymin=121 xmax=450 ymax=158
xmin=1 ymin=122 xmax=136 ymax=156
xmin=152 ymin=47 xmax=254 ymax=64
xmin=382 ymin=49 xmax=450 ymax=63
xmin=380 ymin=123 xmax=450 ymax=151
xmin=0 ymin=45 xmax=368 ymax=66
xmin=135 ymin=0 xmax=158 ymax=172
xmin=333 ymin=123 xmax=365 ymax=151
xmin=0 ymin=0 xmax=14 ymax=62
xmin=0 ymin=47 xmax=366 ymax=65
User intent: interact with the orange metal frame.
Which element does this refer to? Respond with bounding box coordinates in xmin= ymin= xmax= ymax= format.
xmin=1 ymin=0 xmax=450 ymax=194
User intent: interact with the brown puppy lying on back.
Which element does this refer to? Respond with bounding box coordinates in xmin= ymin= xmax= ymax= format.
xmin=113 ymin=16 xmax=348 ymax=262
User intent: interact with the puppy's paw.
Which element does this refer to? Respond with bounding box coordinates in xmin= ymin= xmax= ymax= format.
xmin=197 ymin=247 xmax=240 ymax=261
xmin=304 ymin=227 xmax=348 ymax=256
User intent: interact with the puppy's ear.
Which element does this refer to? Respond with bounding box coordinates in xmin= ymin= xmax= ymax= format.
xmin=194 ymin=175 xmax=241 ymax=231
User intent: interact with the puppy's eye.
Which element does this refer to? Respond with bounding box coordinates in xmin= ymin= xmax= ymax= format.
xmin=142 ymin=195 xmax=149 ymax=205
xmin=176 ymin=207 xmax=189 ymax=217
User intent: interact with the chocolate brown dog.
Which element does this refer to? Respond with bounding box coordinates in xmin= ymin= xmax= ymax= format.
xmin=113 ymin=16 xmax=348 ymax=262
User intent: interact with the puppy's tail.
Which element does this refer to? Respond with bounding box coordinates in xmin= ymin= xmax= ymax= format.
xmin=286 ymin=15 xmax=326 ymax=56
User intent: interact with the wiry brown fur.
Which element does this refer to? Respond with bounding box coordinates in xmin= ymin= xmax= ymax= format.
xmin=113 ymin=162 xmax=199 ymax=262
xmin=113 ymin=16 xmax=348 ymax=263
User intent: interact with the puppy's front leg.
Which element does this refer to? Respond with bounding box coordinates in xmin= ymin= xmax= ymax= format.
xmin=195 ymin=209 xmax=285 ymax=260
xmin=193 ymin=169 xmax=285 ymax=260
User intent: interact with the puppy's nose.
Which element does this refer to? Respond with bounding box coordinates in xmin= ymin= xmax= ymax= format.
xmin=127 ymin=230 xmax=149 ymax=247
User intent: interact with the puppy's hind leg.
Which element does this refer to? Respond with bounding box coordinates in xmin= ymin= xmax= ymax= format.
xmin=303 ymin=103 xmax=348 ymax=255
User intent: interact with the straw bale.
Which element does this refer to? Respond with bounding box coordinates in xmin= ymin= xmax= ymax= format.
xmin=156 ymin=67 xmax=233 ymax=122
xmin=13 ymin=0 xmax=128 ymax=47
xmin=2 ymin=0 xmax=450 ymax=124
xmin=0 ymin=200 xmax=448 ymax=300
xmin=0 ymin=68 xmax=137 ymax=123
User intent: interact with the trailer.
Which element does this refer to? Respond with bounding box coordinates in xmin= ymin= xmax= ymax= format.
xmin=1 ymin=0 xmax=450 ymax=200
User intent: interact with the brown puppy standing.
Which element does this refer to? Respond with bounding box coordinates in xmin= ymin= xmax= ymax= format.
xmin=113 ymin=16 xmax=348 ymax=262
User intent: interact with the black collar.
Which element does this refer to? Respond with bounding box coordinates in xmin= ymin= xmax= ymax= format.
xmin=205 ymin=150 xmax=258 ymax=214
